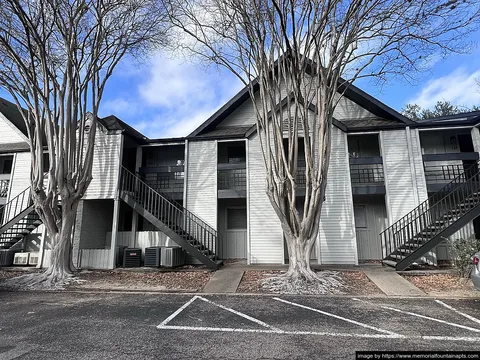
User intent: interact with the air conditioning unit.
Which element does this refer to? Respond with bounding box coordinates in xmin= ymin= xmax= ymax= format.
xmin=144 ymin=247 xmax=161 ymax=267
xmin=123 ymin=248 xmax=142 ymax=268
xmin=13 ymin=252 xmax=29 ymax=266
xmin=0 ymin=250 xmax=14 ymax=267
xmin=28 ymin=252 xmax=39 ymax=266
xmin=161 ymin=246 xmax=185 ymax=268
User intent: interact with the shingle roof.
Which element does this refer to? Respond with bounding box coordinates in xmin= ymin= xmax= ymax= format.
xmin=98 ymin=115 xmax=148 ymax=142
xmin=192 ymin=126 xmax=254 ymax=139
xmin=341 ymin=118 xmax=406 ymax=130
xmin=0 ymin=142 xmax=30 ymax=153
xmin=415 ymin=111 xmax=480 ymax=125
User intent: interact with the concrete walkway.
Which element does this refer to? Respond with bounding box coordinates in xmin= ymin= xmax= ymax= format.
xmin=203 ymin=269 xmax=245 ymax=293
xmin=363 ymin=268 xmax=426 ymax=296
xmin=202 ymin=262 xmax=426 ymax=296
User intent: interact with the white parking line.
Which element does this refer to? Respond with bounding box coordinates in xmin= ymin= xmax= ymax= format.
xmin=197 ymin=296 xmax=282 ymax=331
xmin=353 ymin=298 xmax=480 ymax=333
xmin=157 ymin=325 xmax=480 ymax=342
xmin=435 ymin=300 xmax=480 ymax=327
xmin=273 ymin=297 xmax=400 ymax=336
xmin=157 ymin=295 xmax=280 ymax=331
xmin=156 ymin=296 xmax=480 ymax=343
xmin=158 ymin=295 xmax=200 ymax=327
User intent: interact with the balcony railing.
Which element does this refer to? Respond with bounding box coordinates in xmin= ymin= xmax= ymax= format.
xmin=349 ymin=157 xmax=384 ymax=186
xmin=423 ymin=153 xmax=479 ymax=185
xmin=0 ymin=179 xmax=9 ymax=198
xmin=138 ymin=166 xmax=184 ymax=198
xmin=218 ymin=163 xmax=246 ymax=190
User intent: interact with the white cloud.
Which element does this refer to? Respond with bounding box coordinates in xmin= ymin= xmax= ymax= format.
xmin=107 ymin=53 xmax=243 ymax=138
xmin=101 ymin=98 xmax=141 ymax=117
xmin=408 ymin=67 xmax=480 ymax=108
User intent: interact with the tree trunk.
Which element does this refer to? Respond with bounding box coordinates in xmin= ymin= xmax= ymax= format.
xmin=38 ymin=199 xmax=79 ymax=285
xmin=284 ymin=232 xmax=317 ymax=281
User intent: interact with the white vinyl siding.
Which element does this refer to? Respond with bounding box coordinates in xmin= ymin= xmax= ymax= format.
xmin=217 ymin=99 xmax=257 ymax=127
xmin=471 ymin=127 xmax=480 ymax=153
xmin=0 ymin=115 xmax=26 ymax=144
xmin=248 ymin=133 xmax=283 ymax=264
xmin=318 ymin=127 xmax=356 ymax=264
xmin=186 ymin=140 xmax=217 ymax=229
xmin=409 ymin=128 xmax=428 ymax=204
xmin=83 ymin=130 xmax=122 ymax=199
xmin=381 ymin=129 xmax=418 ymax=223
xmin=333 ymin=96 xmax=378 ymax=120
xmin=8 ymin=152 xmax=31 ymax=201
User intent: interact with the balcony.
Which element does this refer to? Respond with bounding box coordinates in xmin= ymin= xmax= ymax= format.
xmin=138 ymin=166 xmax=184 ymax=201
xmin=217 ymin=163 xmax=246 ymax=198
xmin=349 ymin=157 xmax=385 ymax=195
xmin=423 ymin=152 xmax=479 ymax=192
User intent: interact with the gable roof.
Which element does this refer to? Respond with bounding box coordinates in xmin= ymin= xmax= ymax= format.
xmin=188 ymin=77 xmax=413 ymax=138
xmin=0 ymin=97 xmax=29 ymax=138
xmin=98 ymin=115 xmax=148 ymax=143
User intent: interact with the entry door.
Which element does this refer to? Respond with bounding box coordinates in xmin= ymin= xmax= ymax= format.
xmin=222 ymin=207 xmax=247 ymax=259
xmin=355 ymin=204 xmax=385 ymax=260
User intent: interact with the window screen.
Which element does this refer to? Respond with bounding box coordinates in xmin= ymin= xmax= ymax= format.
xmin=227 ymin=208 xmax=247 ymax=229
xmin=354 ymin=205 xmax=367 ymax=229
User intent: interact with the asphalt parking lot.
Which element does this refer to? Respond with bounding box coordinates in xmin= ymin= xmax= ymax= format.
xmin=0 ymin=291 xmax=479 ymax=359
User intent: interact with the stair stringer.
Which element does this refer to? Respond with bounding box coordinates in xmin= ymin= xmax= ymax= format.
xmin=393 ymin=203 xmax=480 ymax=270
xmin=120 ymin=192 xmax=220 ymax=270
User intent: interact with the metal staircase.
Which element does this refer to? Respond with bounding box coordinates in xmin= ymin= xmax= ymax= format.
xmin=381 ymin=161 xmax=480 ymax=270
xmin=119 ymin=166 xmax=221 ymax=270
xmin=0 ymin=187 xmax=42 ymax=250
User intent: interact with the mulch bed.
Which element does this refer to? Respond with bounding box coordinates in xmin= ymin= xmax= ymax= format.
xmin=0 ymin=269 xmax=43 ymax=283
xmin=70 ymin=270 xmax=213 ymax=292
xmin=402 ymin=273 xmax=479 ymax=297
xmin=236 ymin=270 xmax=383 ymax=295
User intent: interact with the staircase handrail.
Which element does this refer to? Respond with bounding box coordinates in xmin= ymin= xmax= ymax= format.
xmin=0 ymin=186 xmax=32 ymax=227
xmin=381 ymin=160 xmax=479 ymax=237
xmin=120 ymin=166 xmax=217 ymax=238
xmin=381 ymin=160 xmax=480 ymax=258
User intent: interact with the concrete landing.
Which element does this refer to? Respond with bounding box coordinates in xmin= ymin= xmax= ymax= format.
xmin=203 ymin=269 xmax=244 ymax=293
xmin=363 ymin=268 xmax=426 ymax=297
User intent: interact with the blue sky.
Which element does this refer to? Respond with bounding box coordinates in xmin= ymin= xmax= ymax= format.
xmin=2 ymin=33 xmax=479 ymax=140
xmin=99 ymin=36 xmax=480 ymax=139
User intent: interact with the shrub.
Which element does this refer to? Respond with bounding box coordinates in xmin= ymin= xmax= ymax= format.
xmin=448 ymin=237 xmax=480 ymax=278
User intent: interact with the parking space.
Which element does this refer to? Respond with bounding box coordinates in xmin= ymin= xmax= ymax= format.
xmin=1 ymin=291 xmax=480 ymax=359
xmin=157 ymin=295 xmax=480 ymax=342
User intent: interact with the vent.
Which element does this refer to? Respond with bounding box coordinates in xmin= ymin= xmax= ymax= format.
xmin=28 ymin=252 xmax=39 ymax=266
xmin=13 ymin=252 xmax=29 ymax=265
xmin=123 ymin=248 xmax=142 ymax=268
xmin=283 ymin=118 xmax=304 ymax=134
xmin=161 ymin=246 xmax=185 ymax=268
xmin=144 ymin=247 xmax=161 ymax=267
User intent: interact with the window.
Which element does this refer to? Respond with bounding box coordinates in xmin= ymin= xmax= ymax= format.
xmin=354 ymin=205 xmax=367 ymax=229
xmin=1 ymin=159 xmax=12 ymax=174
xmin=227 ymin=208 xmax=247 ymax=229
xmin=227 ymin=146 xmax=246 ymax=164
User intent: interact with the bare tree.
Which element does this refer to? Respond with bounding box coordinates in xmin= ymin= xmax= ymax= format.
xmin=402 ymin=101 xmax=478 ymax=121
xmin=166 ymin=0 xmax=480 ymax=291
xmin=0 ymin=0 xmax=168 ymax=287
